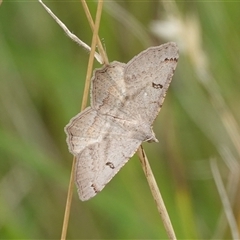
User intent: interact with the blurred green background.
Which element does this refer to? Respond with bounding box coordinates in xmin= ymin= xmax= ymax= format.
xmin=0 ymin=1 xmax=240 ymax=239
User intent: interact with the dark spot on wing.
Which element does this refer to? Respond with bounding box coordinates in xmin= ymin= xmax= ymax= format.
xmin=164 ymin=57 xmax=178 ymax=62
xmin=152 ymin=82 xmax=163 ymax=89
xmin=91 ymin=183 xmax=100 ymax=193
xmin=106 ymin=162 xmax=115 ymax=169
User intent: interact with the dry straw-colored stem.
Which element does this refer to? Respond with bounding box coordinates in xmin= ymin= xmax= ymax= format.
xmin=210 ymin=159 xmax=239 ymax=240
xmin=60 ymin=157 xmax=76 ymax=240
xmin=137 ymin=146 xmax=177 ymax=240
xmin=81 ymin=0 xmax=103 ymax=110
xmin=38 ymin=0 xmax=103 ymax=64
xmin=61 ymin=1 xmax=104 ymax=239
xmin=81 ymin=0 xmax=108 ymax=64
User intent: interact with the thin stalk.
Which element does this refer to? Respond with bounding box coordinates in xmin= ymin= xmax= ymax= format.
xmin=137 ymin=146 xmax=177 ymax=240
xmin=81 ymin=0 xmax=109 ymax=64
xmin=61 ymin=1 xmax=104 ymax=239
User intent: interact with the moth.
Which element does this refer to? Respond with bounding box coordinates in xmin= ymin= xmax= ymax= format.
xmin=65 ymin=42 xmax=179 ymax=201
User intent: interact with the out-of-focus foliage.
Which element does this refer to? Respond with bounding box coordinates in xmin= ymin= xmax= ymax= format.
xmin=0 ymin=1 xmax=239 ymax=239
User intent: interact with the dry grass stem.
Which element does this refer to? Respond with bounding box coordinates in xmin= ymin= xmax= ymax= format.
xmin=212 ymin=148 xmax=240 ymax=238
xmin=38 ymin=0 xmax=103 ymax=64
xmin=137 ymin=146 xmax=177 ymax=240
xmin=210 ymin=159 xmax=239 ymax=240
xmin=60 ymin=158 xmax=76 ymax=240
xmin=60 ymin=1 xmax=104 ymax=239
xmin=81 ymin=0 xmax=103 ymax=110
xmin=81 ymin=0 xmax=108 ymax=64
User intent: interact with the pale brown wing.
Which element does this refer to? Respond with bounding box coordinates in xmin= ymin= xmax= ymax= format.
xmin=75 ymin=137 xmax=141 ymax=201
xmin=65 ymin=106 xmax=139 ymax=155
xmin=65 ymin=107 xmax=103 ymax=155
xmin=123 ymin=42 xmax=179 ymax=125
xmin=65 ymin=107 xmax=143 ymax=201
xmin=91 ymin=61 xmax=132 ymax=119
